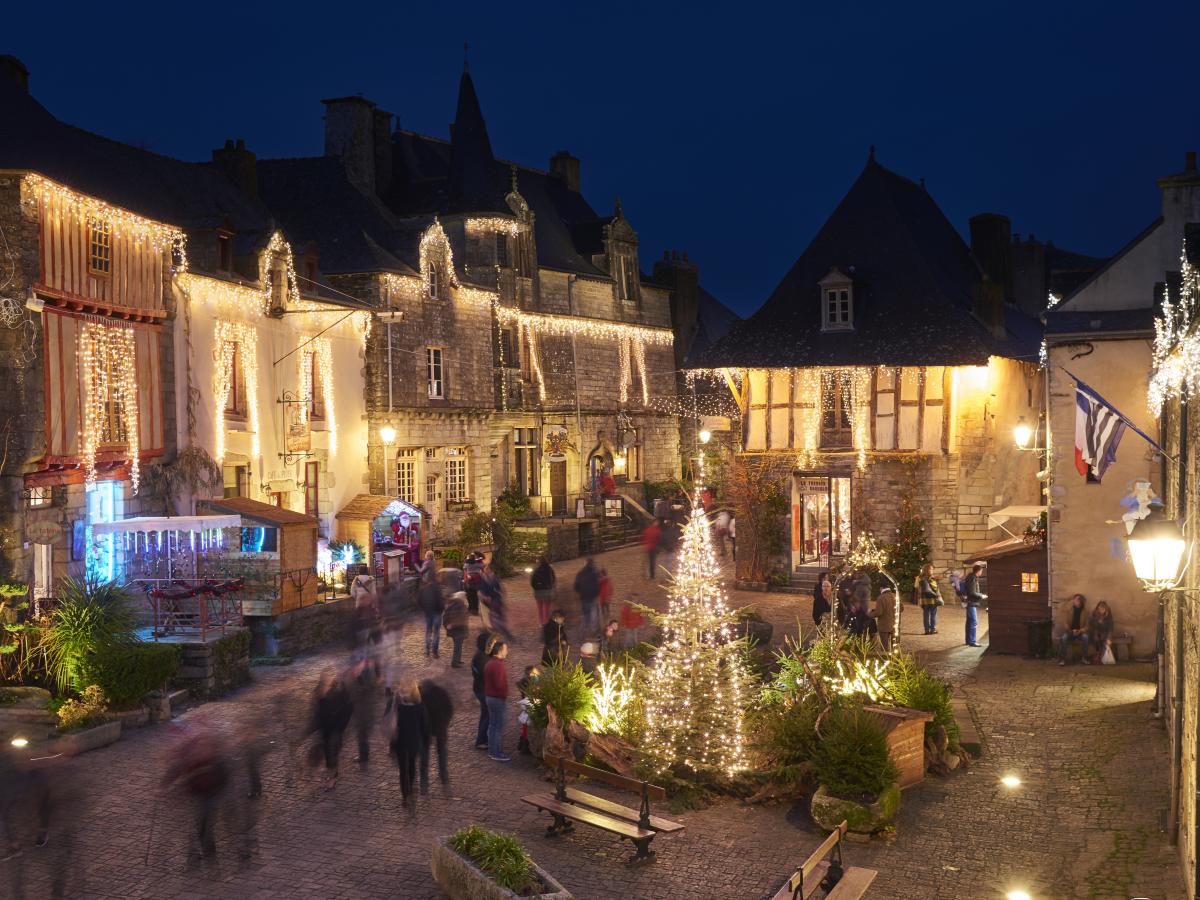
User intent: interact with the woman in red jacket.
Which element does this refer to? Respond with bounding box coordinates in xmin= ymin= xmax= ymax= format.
xmin=483 ymin=641 xmax=511 ymax=762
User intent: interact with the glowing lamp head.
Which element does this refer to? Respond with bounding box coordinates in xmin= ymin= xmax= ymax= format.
xmin=379 ymin=426 xmax=397 ymax=445
xmin=1001 ymin=774 xmax=1021 ymax=788
xmin=1006 ymin=892 xmax=1032 ymax=900
xmin=10 ymin=737 xmax=28 ymax=748
xmin=698 ymin=429 xmax=712 ymax=444
xmin=1013 ymin=416 xmax=1033 ymax=449
xmin=1127 ymin=504 xmax=1186 ymax=590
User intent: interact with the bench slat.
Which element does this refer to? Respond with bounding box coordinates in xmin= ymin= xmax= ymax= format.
xmin=803 ymin=821 xmax=847 ymax=881
xmin=769 ymin=861 xmax=829 ymax=900
xmin=824 ymin=866 xmax=877 ymax=899
xmin=521 ymin=795 xmax=654 ymax=840
xmin=563 ymin=787 xmax=685 ymax=833
xmin=544 ymin=753 xmax=667 ymax=800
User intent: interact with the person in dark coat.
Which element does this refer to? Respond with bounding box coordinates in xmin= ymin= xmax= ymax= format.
xmin=812 ymin=571 xmax=833 ymax=625
xmin=349 ymin=653 xmax=381 ymax=769
xmin=388 ymin=679 xmax=429 ymax=806
xmin=442 ymin=591 xmax=470 ymax=667
xmin=463 ymin=551 xmax=485 ymax=615
xmin=470 ymin=631 xmax=496 ymax=750
xmin=574 ymin=557 xmax=601 ymax=635
xmin=162 ymin=727 xmax=229 ymax=861
xmin=541 ymin=609 xmax=569 ymax=665
xmin=417 ymin=571 xmax=445 ymax=658
xmin=530 ymin=557 xmax=557 ymax=626
xmin=310 ymin=669 xmax=354 ymax=790
xmin=418 ymin=679 xmax=454 ymax=792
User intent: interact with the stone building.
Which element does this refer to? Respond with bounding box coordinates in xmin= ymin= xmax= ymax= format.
xmin=256 ymin=67 xmax=686 ymax=536
xmin=1058 ymin=150 xmax=1200 ymax=896
xmin=699 ymin=152 xmax=1045 ymax=582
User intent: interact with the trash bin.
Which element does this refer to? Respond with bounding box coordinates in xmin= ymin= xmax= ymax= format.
xmin=1024 ymin=618 xmax=1053 ymax=658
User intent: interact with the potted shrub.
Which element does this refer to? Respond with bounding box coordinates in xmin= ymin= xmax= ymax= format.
xmin=53 ymin=684 xmax=122 ymax=755
xmin=735 ymin=606 xmax=774 ymax=648
xmin=523 ymin=662 xmax=596 ymax=758
xmin=809 ymin=702 xmax=901 ymax=835
xmin=431 ymin=825 xmax=572 ymax=899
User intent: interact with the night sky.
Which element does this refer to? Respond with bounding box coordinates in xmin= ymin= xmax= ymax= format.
xmin=7 ymin=1 xmax=1199 ymax=315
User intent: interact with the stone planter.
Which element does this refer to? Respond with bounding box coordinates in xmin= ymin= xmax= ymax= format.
xmin=431 ymin=837 xmax=572 ymax=900
xmin=115 ymin=706 xmax=149 ymax=728
xmin=54 ymin=719 xmax=122 ymax=756
xmin=144 ymin=691 xmax=172 ymax=724
xmin=737 ymin=618 xmax=774 ymax=648
xmin=810 ymin=783 xmax=900 ymax=835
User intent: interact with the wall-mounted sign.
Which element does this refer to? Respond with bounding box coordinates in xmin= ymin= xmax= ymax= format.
xmin=27 ymin=519 xmax=63 ymax=545
xmin=286 ymin=406 xmax=311 ymax=454
xmin=545 ymin=426 xmax=576 ymax=464
xmin=797 ymin=477 xmax=831 ymax=495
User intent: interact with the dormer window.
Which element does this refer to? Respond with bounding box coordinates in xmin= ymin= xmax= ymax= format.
xmin=615 ymin=256 xmax=639 ymax=304
xmin=217 ymin=231 xmax=234 ymax=272
xmin=819 ymin=268 xmax=854 ymax=331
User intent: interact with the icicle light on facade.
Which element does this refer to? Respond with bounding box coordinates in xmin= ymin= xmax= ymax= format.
xmin=1150 ymin=241 xmax=1200 ymax=413
xmin=78 ymin=321 xmax=141 ymax=492
xmin=213 ymin=321 xmax=261 ymax=463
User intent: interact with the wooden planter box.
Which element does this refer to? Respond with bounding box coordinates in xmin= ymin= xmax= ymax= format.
xmin=864 ymin=705 xmax=933 ymax=789
xmin=431 ymin=837 xmax=572 ymax=900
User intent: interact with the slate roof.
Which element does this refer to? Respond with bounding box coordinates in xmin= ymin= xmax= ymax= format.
xmin=700 ymin=157 xmax=1042 ymax=368
xmin=1044 ymin=307 xmax=1156 ymax=336
xmin=0 ymin=71 xmax=271 ymax=236
xmin=684 ymin=286 xmax=742 ymax=365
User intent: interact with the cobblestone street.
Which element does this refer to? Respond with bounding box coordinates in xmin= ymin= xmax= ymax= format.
xmin=5 ymin=545 xmax=1186 ymax=899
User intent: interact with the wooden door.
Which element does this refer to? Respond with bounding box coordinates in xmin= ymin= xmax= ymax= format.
xmin=550 ymin=460 xmax=567 ymax=515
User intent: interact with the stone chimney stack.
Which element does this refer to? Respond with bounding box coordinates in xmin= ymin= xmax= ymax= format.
xmin=211 ymin=139 xmax=258 ymax=201
xmin=322 ymin=96 xmax=381 ymax=195
xmin=372 ymin=107 xmax=394 ymax=197
xmin=969 ymin=213 xmax=1012 ymax=340
xmin=1158 ymin=151 xmax=1200 ymax=236
xmin=550 ymin=150 xmax=581 ymax=193
xmin=653 ymin=250 xmax=701 ymax=369
xmin=0 ymin=56 xmax=28 ymax=93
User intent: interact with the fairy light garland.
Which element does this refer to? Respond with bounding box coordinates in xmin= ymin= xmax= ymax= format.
xmin=297 ymin=338 xmax=338 ymax=454
xmin=22 ymin=174 xmax=187 ymax=268
xmin=212 ymin=321 xmax=261 ymax=463
xmin=78 ymin=321 xmax=141 ymax=492
xmin=642 ymin=456 xmax=749 ymax=778
xmin=1150 ymin=241 xmax=1200 ymax=413
xmin=618 ymin=337 xmax=631 ymax=404
xmin=466 ymin=216 xmax=523 ymax=237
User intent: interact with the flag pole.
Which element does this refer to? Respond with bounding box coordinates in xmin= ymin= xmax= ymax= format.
xmin=1059 ymin=366 xmax=1176 ymax=461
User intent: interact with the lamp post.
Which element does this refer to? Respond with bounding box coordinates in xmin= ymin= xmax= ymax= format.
xmin=380 ymin=426 xmax=396 ymax=497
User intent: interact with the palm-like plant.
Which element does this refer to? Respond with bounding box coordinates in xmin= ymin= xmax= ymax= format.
xmin=37 ymin=577 xmax=138 ymax=695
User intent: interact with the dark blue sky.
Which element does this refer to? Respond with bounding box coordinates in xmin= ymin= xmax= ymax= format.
xmin=8 ymin=1 xmax=1200 ymax=315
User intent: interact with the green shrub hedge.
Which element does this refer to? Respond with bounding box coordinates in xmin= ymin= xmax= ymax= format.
xmin=810 ymin=701 xmax=899 ymax=800
xmin=82 ymin=642 xmax=181 ymax=707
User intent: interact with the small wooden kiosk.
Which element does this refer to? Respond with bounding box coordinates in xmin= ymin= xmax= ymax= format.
xmin=969 ymin=536 xmax=1049 ymax=654
xmin=334 ymin=495 xmax=426 ymax=586
xmin=198 ymin=497 xmax=318 ymax=615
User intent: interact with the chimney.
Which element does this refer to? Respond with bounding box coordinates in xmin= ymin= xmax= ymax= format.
xmin=549 ymin=150 xmax=580 ymax=193
xmin=372 ymin=108 xmax=393 ymax=197
xmin=1186 ymin=151 xmax=1197 ymax=173
xmin=0 ymin=56 xmax=28 ymax=93
xmin=322 ymin=96 xmax=378 ymax=195
xmin=1157 ymin=150 xmax=1200 ymax=236
xmin=211 ymin=138 xmax=258 ymax=201
xmin=969 ymin=213 xmax=1012 ymax=340
xmin=652 ymin=251 xmax=700 ymax=369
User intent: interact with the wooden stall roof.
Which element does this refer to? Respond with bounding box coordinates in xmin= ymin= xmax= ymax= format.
xmin=336 ymin=494 xmax=421 ymax=522
xmin=965 ymin=537 xmax=1044 ymax=564
xmin=199 ymin=497 xmax=315 ymax=527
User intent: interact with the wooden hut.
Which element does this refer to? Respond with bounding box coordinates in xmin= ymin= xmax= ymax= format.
xmin=969 ymin=537 xmax=1049 ymax=654
xmin=334 ymin=495 xmax=426 ymax=585
xmin=198 ymin=497 xmax=318 ymax=615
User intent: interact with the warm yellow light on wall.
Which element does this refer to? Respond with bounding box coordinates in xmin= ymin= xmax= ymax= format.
xmin=957 ymin=364 xmax=991 ymax=394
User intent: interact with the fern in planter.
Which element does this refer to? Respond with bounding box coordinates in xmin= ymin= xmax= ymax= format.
xmin=524 ymin=661 xmax=595 ymax=731
xmin=810 ymin=701 xmax=899 ymax=801
xmin=887 ymin=652 xmax=960 ymax=749
xmin=448 ymin=825 xmax=535 ymax=894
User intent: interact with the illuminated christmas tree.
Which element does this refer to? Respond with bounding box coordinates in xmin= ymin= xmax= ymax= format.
xmin=642 ymin=474 xmax=750 ymax=778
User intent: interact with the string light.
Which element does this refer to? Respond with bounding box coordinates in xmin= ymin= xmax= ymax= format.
xmin=618 ymin=337 xmax=631 ymax=404
xmin=642 ymin=456 xmax=749 ymax=778
xmin=212 ymin=321 xmax=260 ymax=463
xmin=495 ymin=306 xmax=673 ymax=346
xmin=465 ymin=216 xmax=523 ymax=237
xmin=297 ymin=338 xmax=338 ymax=454
xmin=1150 ymin=240 xmax=1200 ymax=413
xmin=586 ymin=663 xmax=636 ymax=735
xmin=78 ymin=320 xmax=141 ymax=493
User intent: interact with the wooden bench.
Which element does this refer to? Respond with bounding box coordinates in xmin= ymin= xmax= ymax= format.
xmin=771 ymin=820 xmax=877 ymax=900
xmin=1064 ymin=632 xmax=1133 ymax=663
xmin=521 ymin=753 xmax=684 ymax=865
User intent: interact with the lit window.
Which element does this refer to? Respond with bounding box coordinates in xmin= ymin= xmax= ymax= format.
xmin=446 ymin=447 xmax=468 ymax=502
xmin=87 ymin=217 xmax=112 ymax=276
xmin=822 ymin=287 xmax=853 ymax=331
xmin=307 ymin=351 xmax=325 ymax=420
xmin=224 ymin=342 xmax=245 ymax=416
xmin=426 ymin=347 xmax=444 ymax=399
xmin=1020 ymin=572 xmax=1039 ymax=593
xmin=395 ymin=448 xmax=417 ymax=504
xmin=28 ymin=486 xmax=51 ymax=508
xmin=819 ymin=371 xmax=853 ymax=448
xmin=428 ymin=265 xmax=444 ymax=300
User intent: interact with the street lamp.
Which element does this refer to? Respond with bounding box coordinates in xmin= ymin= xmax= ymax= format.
xmin=1127 ymin=504 xmax=1187 ymax=591
xmin=698 ymin=429 xmax=712 ymax=445
xmin=1013 ymin=416 xmax=1033 ymax=450
xmin=380 ymin=426 xmax=396 ymax=496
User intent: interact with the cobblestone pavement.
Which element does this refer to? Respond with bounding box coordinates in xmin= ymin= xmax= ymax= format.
xmin=5 ymin=545 xmax=1185 ymax=899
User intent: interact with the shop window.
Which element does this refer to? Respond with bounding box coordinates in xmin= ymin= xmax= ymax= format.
xmin=1020 ymin=572 xmax=1039 ymax=593
xmin=270 ymin=492 xmax=284 ymax=508
xmin=304 ymin=461 xmax=319 ymax=517
xmin=87 ymin=217 xmax=112 ymax=276
xmin=514 ymin=428 xmax=540 ymax=496
xmin=396 ymin=448 xmax=417 ymax=505
xmin=240 ymin=527 xmax=279 ymax=553
xmin=446 ymin=448 xmax=468 ymax=502
xmin=426 ymin=347 xmax=444 ymax=399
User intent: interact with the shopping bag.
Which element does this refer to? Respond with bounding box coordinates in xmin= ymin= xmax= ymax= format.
xmin=1101 ymin=645 xmax=1116 ymax=665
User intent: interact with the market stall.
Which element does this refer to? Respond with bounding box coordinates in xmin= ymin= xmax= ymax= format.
xmin=335 ymin=494 xmax=426 ymax=586
xmin=197 ymin=497 xmax=319 ymax=616
xmin=969 ymin=536 xmax=1049 ymax=655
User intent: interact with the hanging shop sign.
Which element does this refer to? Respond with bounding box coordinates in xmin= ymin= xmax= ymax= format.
xmin=286 ymin=404 xmax=311 ymax=454
xmin=797 ymin=476 xmax=831 ymax=494
xmin=26 ymin=519 xmax=63 ymax=545
xmin=545 ymin=426 xmax=576 ymax=463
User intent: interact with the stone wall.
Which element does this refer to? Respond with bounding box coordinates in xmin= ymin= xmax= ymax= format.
xmin=246 ymin=597 xmax=356 ymax=658
xmin=172 ymin=628 xmax=251 ymax=698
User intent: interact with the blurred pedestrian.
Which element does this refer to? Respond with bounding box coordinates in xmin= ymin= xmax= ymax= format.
xmin=350 ymin=653 xmax=382 ymax=768
xmin=642 ymin=519 xmax=662 ymax=580
xmin=661 ymin=519 xmax=680 ymax=571
xmin=480 ymin=564 xmax=513 ymax=641
xmin=443 ymin=591 xmax=470 ymax=667
xmin=597 ymin=566 xmax=613 ymax=624
xmin=388 ymin=679 xmax=429 ymax=806
xmin=714 ymin=508 xmax=731 ymax=556
xmin=418 ymin=679 xmax=454 ymax=792
xmin=418 ymin=569 xmax=445 ymax=658
xmin=728 ymin=514 xmax=737 ymax=561
xmin=309 ymin=669 xmax=354 ymax=790
xmin=919 ymin=563 xmax=943 ymax=635
xmin=484 ymin=640 xmax=512 ymax=762
xmin=464 ymin=551 xmax=484 ymax=615
xmin=162 ymin=726 xmax=230 ymax=862
xmin=471 ymin=631 xmax=496 ymax=750
xmin=530 ymin=556 xmax=557 ymax=626
xmin=351 ymin=566 xmax=379 ymax=645
xmin=419 ymin=550 xmax=437 ymax=579
xmin=579 ymin=641 xmax=598 ymax=677
xmin=812 ymin=571 xmax=833 ymax=625
xmin=574 ymin=557 xmax=600 ymax=636
xmin=874 ymin=587 xmax=898 ymax=651
xmin=541 ymin=608 xmax=569 ymax=666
